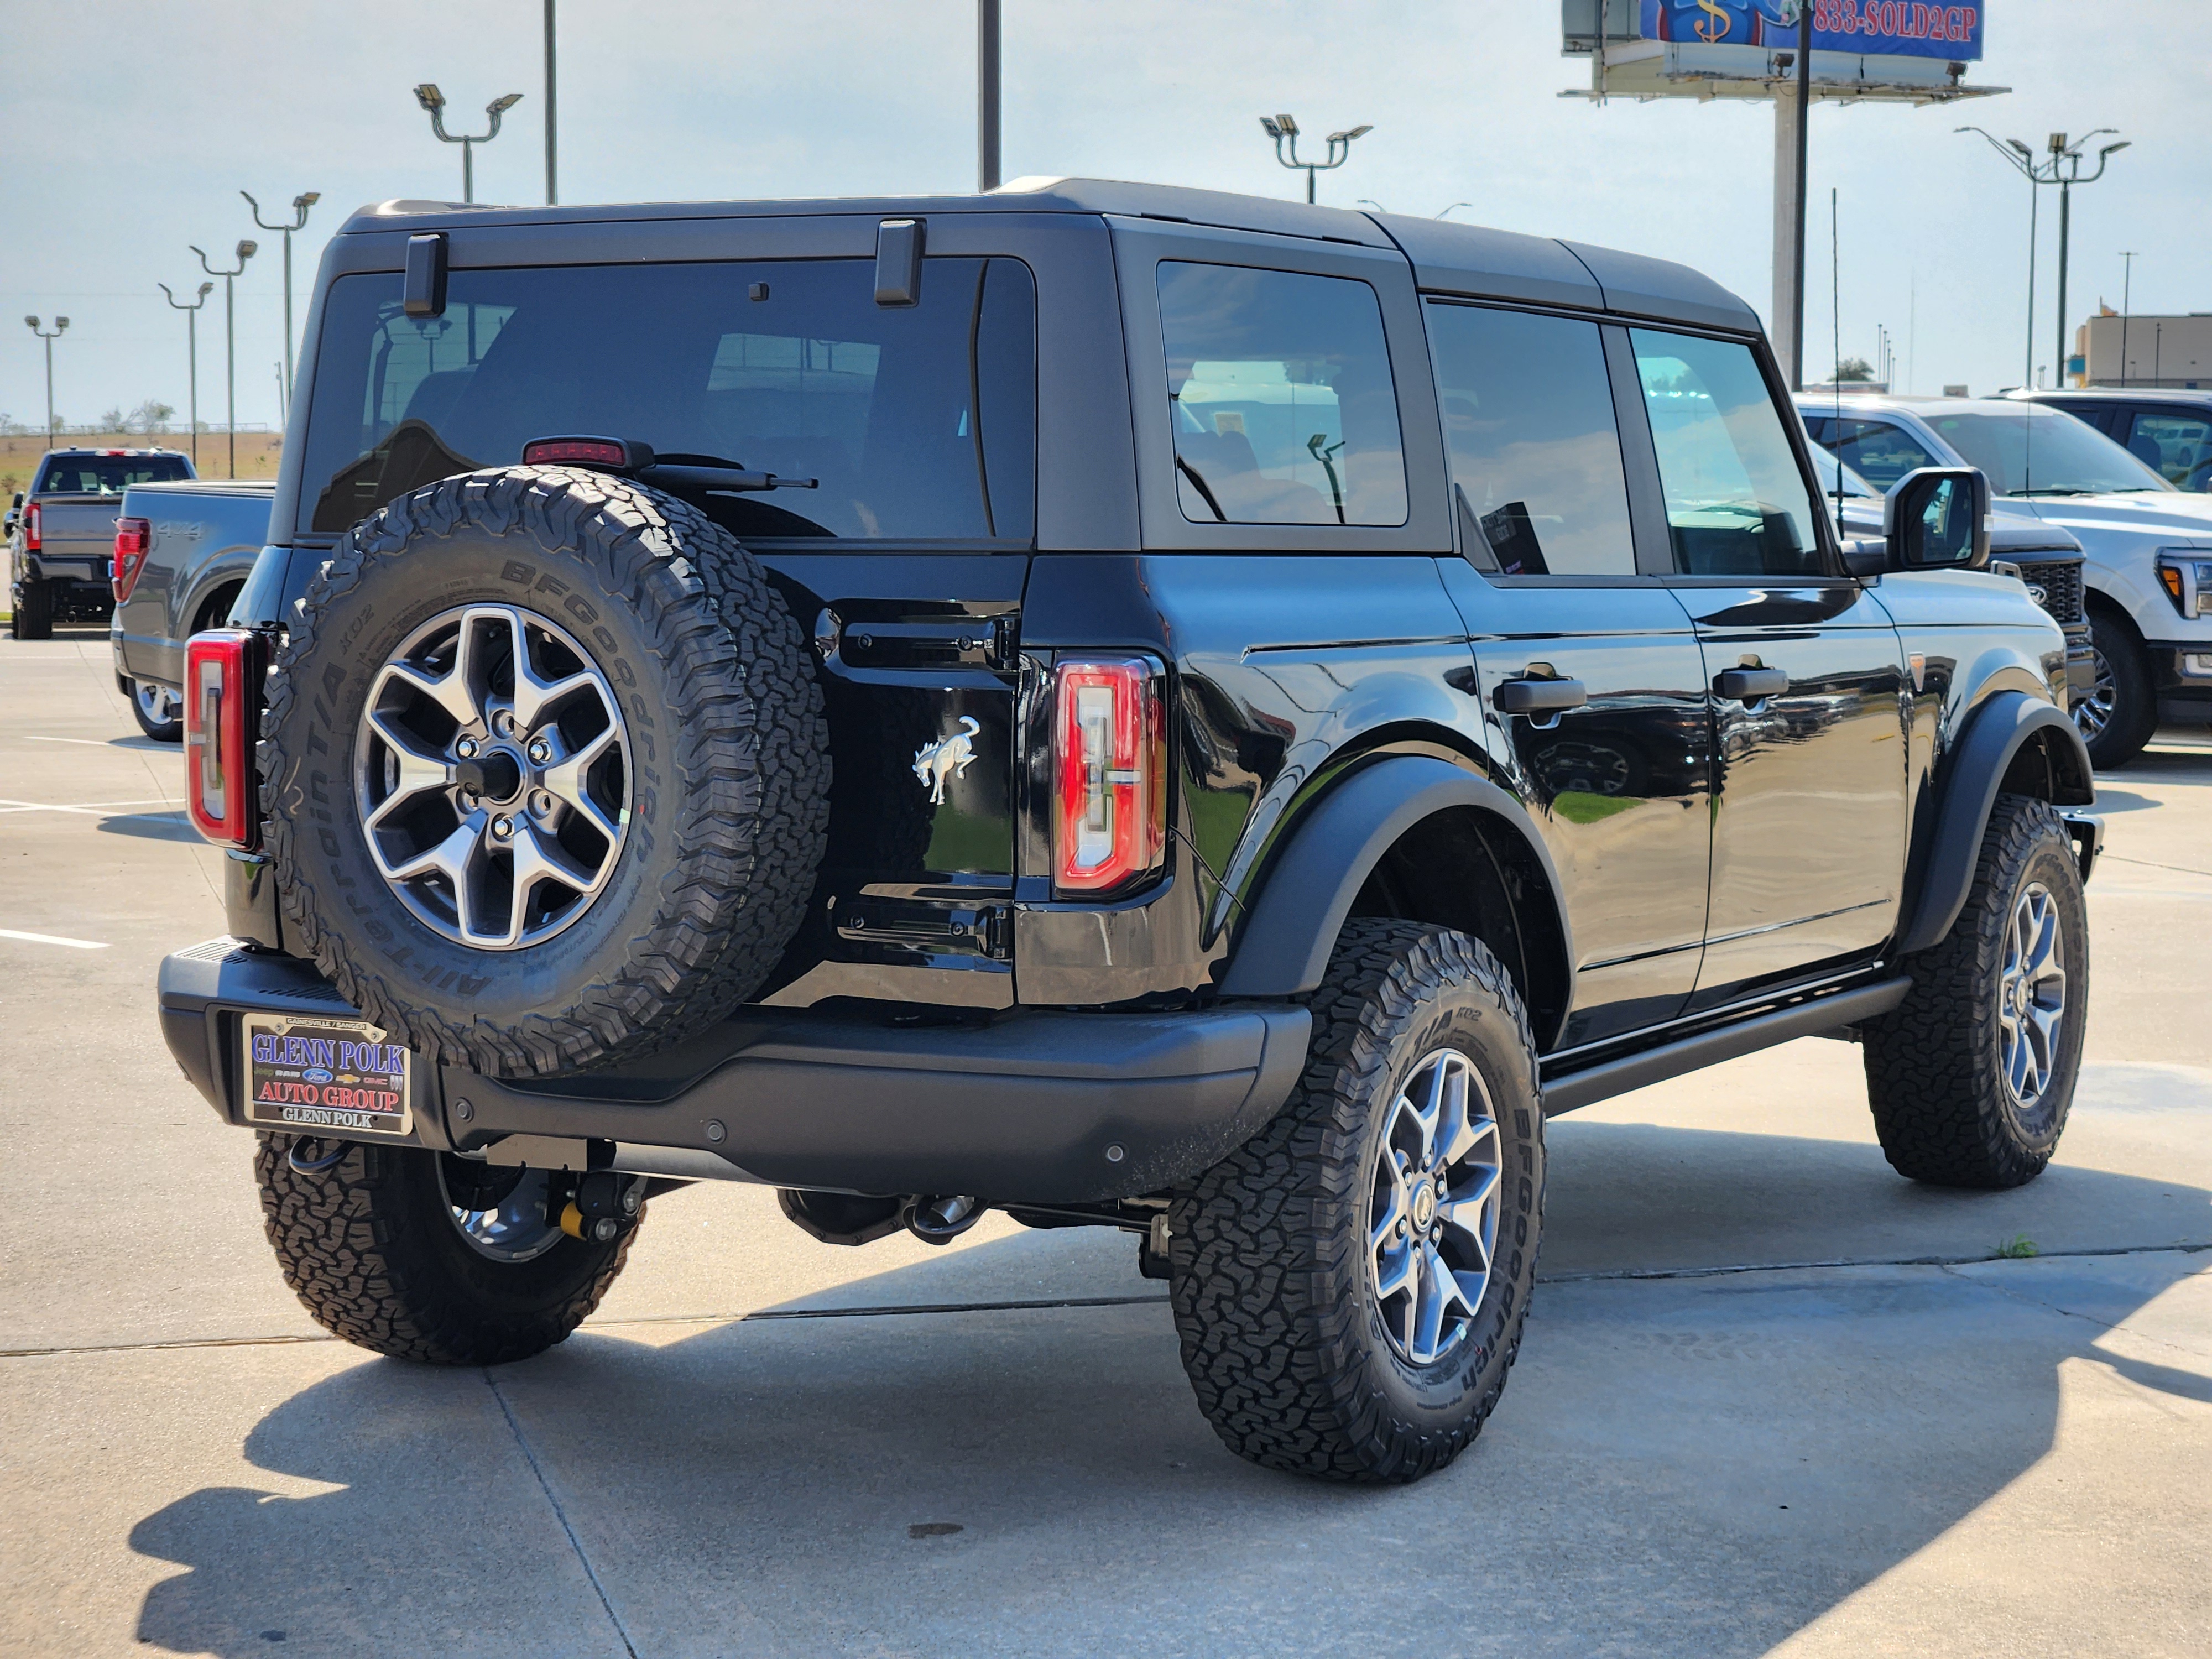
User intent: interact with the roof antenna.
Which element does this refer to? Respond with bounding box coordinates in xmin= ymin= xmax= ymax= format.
xmin=1832 ymin=186 xmax=1843 ymax=526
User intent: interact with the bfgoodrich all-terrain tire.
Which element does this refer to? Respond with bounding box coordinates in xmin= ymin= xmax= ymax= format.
xmin=255 ymin=1135 xmax=637 ymax=1364
xmin=1169 ymin=920 xmax=1543 ymax=1482
xmin=261 ymin=467 xmax=829 ymax=1076
xmin=1863 ymin=794 xmax=2089 ymax=1188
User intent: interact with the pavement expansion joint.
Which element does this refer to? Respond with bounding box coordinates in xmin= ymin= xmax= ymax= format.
xmin=483 ymin=1368 xmax=639 ymax=1659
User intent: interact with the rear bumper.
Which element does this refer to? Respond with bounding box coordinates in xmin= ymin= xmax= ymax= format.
xmin=157 ymin=940 xmax=1311 ymax=1204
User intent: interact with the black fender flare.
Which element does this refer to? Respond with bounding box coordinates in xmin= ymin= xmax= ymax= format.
xmin=1893 ymin=691 xmax=2095 ymax=956
xmin=1217 ymin=754 xmax=1576 ymax=1008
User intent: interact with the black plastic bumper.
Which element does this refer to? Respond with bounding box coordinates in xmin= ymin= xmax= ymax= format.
xmin=157 ymin=940 xmax=1311 ymax=1203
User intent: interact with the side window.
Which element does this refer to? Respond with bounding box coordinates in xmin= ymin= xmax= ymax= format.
xmin=1157 ymin=262 xmax=1407 ymax=527
xmin=1424 ymin=301 xmax=1635 ymax=577
xmin=1824 ymin=416 xmax=1942 ymax=490
xmin=2126 ymin=409 xmax=2212 ymax=491
xmin=1631 ymin=331 xmax=1824 ymax=577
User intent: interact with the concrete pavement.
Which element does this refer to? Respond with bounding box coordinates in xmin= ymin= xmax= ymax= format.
xmin=3 ymin=630 xmax=2209 ymax=1656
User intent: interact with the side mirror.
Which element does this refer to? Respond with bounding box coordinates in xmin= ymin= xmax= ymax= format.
xmin=9 ymin=493 xmax=21 ymax=510
xmin=1884 ymin=467 xmax=1991 ymax=571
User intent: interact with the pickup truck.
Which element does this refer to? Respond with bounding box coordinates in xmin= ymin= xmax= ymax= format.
xmin=159 ymin=181 xmax=2099 ymax=1484
xmin=108 ymin=479 xmax=275 ymax=738
xmin=7 ymin=447 xmax=195 ymax=639
xmin=1801 ymin=393 xmax=2212 ymax=766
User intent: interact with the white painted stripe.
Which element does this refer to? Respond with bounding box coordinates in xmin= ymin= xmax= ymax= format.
xmin=0 ymin=928 xmax=108 ymax=950
xmin=0 ymin=797 xmax=182 ymax=816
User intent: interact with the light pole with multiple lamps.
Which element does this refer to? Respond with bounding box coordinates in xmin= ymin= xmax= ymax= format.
xmin=241 ymin=190 xmax=320 ymax=408
xmin=1258 ymin=114 xmax=1373 ymax=204
xmin=413 ymin=84 xmax=525 ymax=204
xmin=1957 ymin=126 xmax=2128 ymax=389
xmin=157 ymin=281 xmax=214 ymax=467
xmin=192 ymin=240 xmax=257 ymax=479
xmin=23 ymin=316 xmax=68 ymax=445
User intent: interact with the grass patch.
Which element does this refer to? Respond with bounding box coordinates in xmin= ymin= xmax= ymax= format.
xmin=1994 ymin=1233 xmax=2039 ymax=1259
xmin=1553 ymin=790 xmax=1641 ymax=826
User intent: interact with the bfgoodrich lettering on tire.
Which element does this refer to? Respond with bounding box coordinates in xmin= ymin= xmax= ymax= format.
xmin=1863 ymin=794 xmax=2089 ymax=1188
xmin=260 ymin=466 xmax=828 ymax=1076
xmin=1168 ymin=919 xmax=1543 ymax=1482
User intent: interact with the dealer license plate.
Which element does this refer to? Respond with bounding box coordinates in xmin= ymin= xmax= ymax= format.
xmin=241 ymin=1013 xmax=414 ymax=1138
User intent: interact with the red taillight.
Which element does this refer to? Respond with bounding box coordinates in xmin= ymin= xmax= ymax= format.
xmin=1052 ymin=656 xmax=1166 ymax=896
xmin=23 ymin=503 xmax=39 ymax=551
xmin=185 ymin=629 xmax=264 ymax=850
xmin=112 ymin=517 xmax=152 ymax=602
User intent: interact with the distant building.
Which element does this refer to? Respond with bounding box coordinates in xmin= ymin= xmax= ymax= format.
xmin=2072 ymin=309 xmax=2211 ymax=388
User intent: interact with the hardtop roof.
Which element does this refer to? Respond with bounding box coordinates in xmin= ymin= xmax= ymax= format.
xmin=340 ymin=176 xmax=1760 ymax=336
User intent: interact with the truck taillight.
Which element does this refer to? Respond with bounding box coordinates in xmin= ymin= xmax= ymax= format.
xmin=112 ymin=517 xmax=152 ymax=602
xmin=1052 ymin=656 xmax=1165 ymax=896
xmin=23 ymin=503 xmax=38 ymax=551
xmin=185 ymin=629 xmax=264 ymax=850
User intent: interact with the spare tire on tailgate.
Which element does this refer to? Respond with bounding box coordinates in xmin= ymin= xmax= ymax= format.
xmin=260 ymin=466 xmax=829 ymax=1076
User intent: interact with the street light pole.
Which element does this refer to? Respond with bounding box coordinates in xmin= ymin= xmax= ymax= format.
xmin=1958 ymin=126 xmax=2127 ymax=391
xmin=1259 ymin=114 xmax=1373 ymax=204
xmin=413 ymin=84 xmax=524 ymax=205
xmin=158 ymin=281 xmax=213 ymax=467
xmin=2115 ymin=253 xmax=2132 ymax=389
xmin=544 ymin=0 xmax=559 ymax=205
xmin=978 ymin=0 xmax=1001 ymax=191
xmin=192 ymin=241 xmax=257 ymax=479
xmin=241 ymin=190 xmax=320 ymax=406
xmin=23 ymin=316 xmax=69 ymax=446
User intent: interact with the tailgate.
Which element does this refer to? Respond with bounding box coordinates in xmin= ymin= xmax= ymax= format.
xmin=31 ymin=498 xmax=119 ymax=570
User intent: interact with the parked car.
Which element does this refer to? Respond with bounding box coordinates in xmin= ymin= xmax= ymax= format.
xmin=7 ymin=447 xmax=195 ymax=639
xmin=160 ymin=182 xmax=2099 ymax=1485
xmin=2009 ymin=387 xmax=2212 ymax=493
xmin=1808 ymin=439 xmax=2096 ymax=706
xmin=1799 ymin=393 xmax=2212 ymax=766
xmin=108 ymin=479 xmax=275 ymax=739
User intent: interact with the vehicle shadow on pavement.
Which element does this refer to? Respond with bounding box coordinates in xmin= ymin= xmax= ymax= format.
xmin=126 ymin=1136 xmax=2212 ymax=1659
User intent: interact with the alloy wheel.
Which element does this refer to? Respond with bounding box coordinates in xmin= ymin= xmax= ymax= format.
xmin=2073 ymin=643 xmax=2116 ymax=743
xmin=353 ymin=603 xmax=629 ymax=950
xmin=1999 ymin=879 xmax=2067 ymax=1110
xmin=135 ymin=680 xmax=180 ymax=727
xmin=1368 ymin=1047 xmax=1503 ymax=1366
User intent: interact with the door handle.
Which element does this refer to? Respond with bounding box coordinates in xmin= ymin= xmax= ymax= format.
xmin=1494 ymin=677 xmax=1588 ymax=715
xmin=1715 ymin=667 xmax=1790 ymax=701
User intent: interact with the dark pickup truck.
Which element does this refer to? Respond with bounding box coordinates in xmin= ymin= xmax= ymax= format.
xmin=7 ymin=446 xmax=194 ymax=638
xmin=160 ymin=181 xmax=2099 ymax=1484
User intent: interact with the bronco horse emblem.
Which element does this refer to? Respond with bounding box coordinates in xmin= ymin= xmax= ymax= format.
xmin=912 ymin=716 xmax=981 ymax=805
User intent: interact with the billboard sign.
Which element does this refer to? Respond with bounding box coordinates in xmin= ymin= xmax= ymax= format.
xmin=1636 ymin=2 xmax=1984 ymax=60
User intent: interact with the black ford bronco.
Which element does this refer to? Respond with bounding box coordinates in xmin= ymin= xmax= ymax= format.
xmin=160 ymin=180 xmax=2101 ymax=1484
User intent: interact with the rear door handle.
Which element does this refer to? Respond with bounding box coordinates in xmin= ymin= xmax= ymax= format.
xmin=1714 ymin=667 xmax=1790 ymax=701
xmin=1494 ymin=677 xmax=1588 ymax=715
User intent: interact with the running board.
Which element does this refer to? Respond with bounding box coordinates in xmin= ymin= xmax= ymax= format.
xmin=1540 ymin=976 xmax=1912 ymax=1117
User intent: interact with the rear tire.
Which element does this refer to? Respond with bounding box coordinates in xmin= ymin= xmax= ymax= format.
xmin=2077 ymin=602 xmax=2155 ymax=770
xmin=11 ymin=577 xmax=51 ymax=640
xmin=1862 ymin=795 xmax=2088 ymax=1188
xmin=1168 ymin=920 xmax=1543 ymax=1482
xmin=127 ymin=679 xmax=184 ymax=741
xmin=254 ymin=1135 xmax=639 ymax=1365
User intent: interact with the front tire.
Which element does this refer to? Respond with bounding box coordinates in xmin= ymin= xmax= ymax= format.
xmin=2076 ymin=603 xmax=2155 ymax=770
xmin=1168 ymin=920 xmax=1543 ymax=1482
xmin=254 ymin=1136 xmax=639 ymax=1364
xmin=1863 ymin=795 xmax=2088 ymax=1188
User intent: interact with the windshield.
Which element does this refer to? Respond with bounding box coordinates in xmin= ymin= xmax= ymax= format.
xmin=1808 ymin=442 xmax=1879 ymax=499
xmin=299 ymin=257 xmax=1036 ymax=540
xmin=35 ymin=455 xmax=191 ymax=495
xmin=1928 ymin=407 xmax=2173 ymax=497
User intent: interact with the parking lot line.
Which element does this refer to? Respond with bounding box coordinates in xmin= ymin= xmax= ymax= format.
xmin=0 ymin=796 xmax=182 ymax=816
xmin=23 ymin=734 xmax=176 ymax=750
xmin=0 ymin=927 xmax=109 ymax=950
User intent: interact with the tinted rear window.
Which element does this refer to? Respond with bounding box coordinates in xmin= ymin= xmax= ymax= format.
xmin=36 ymin=455 xmax=192 ymax=494
xmin=298 ymin=257 xmax=1036 ymax=540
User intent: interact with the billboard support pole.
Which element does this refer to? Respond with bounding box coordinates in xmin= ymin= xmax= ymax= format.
xmin=1790 ymin=6 xmax=1811 ymax=389
xmin=1770 ymin=7 xmax=1812 ymax=388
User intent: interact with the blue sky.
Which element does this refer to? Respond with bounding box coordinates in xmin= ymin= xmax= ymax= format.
xmin=2 ymin=0 xmax=2205 ymax=432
